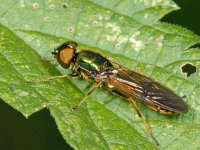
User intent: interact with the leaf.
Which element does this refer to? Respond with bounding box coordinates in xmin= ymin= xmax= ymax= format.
xmin=0 ymin=0 xmax=200 ymax=149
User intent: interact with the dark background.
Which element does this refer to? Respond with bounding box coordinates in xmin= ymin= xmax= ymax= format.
xmin=162 ymin=0 xmax=200 ymax=36
xmin=0 ymin=1 xmax=199 ymax=150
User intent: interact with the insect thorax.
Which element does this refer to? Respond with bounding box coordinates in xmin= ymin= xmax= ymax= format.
xmin=75 ymin=51 xmax=113 ymax=79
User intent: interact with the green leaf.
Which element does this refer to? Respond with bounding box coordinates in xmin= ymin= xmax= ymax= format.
xmin=0 ymin=0 xmax=200 ymax=149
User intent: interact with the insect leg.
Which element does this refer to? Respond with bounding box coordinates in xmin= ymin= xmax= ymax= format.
xmin=72 ymin=82 xmax=102 ymax=110
xmin=26 ymin=73 xmax=79 ymax=83
xmin=128 ymin=97 xmax=159 ymax=146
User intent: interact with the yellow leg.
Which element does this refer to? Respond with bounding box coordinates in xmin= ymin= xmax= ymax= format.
xmin=72 ymin=82 xmax=102 ymax=110
xmin=128 ymin=97 xmax=159 ymax=147
xmin=26 ymin=73 xmax=79 ymax=83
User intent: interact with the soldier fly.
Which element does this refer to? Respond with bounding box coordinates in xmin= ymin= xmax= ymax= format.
xmin=31 ymin=41 xmax=188 ymax=146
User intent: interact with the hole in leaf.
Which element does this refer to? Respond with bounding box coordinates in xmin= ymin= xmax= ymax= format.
xmin=62 ymin=3 xmax=68 ymax=9
xmin=181 ymin=63 xmax=196 ymax=77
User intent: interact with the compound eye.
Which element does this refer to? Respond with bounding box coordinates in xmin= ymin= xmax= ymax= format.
xmin=58 ymin=48 xmax=74 ymax=68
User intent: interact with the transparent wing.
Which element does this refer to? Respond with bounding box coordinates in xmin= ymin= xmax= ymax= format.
xmin=98 ymin=63 xmax=188 ymax=113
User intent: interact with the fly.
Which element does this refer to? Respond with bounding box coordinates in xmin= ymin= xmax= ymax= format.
xmin=29 ymin=41 xmax=188 ymax=146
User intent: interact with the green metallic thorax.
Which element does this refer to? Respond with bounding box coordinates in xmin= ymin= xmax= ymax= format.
xmin=75 ymin=51 xmax=113 ymax=78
